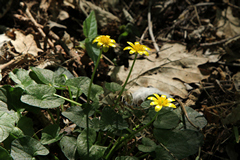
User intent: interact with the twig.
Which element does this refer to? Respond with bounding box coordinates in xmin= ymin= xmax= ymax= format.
xmin=175 ymin=98 xmax=200 ymax=130
xmin=147 ymin=0 xmax=159 ymax=57
xmin=200 ymin=34 xmax=240 ymax=47
xmin=207 ymin=101 xmax=240 ymax=109
xmin=20 ymin=2 xmax=54 ymax=49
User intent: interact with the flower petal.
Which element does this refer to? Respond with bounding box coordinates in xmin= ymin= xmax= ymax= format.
xmin=150 ymin=101 xmax=158 ymax=105
xmin=127 ymin=42 xmax=134 ymax=47
xmin=167 ymin=98 xmax=175 ymax=102
xmin=161 ymin=95 xmax=167 ymax=100
xmin=129 ymin=50 xmax=136 ymax=54
xmin=123 ymin=46 xmax=133 ymax=50
xmin=147 ymin=96 xmax=157 ymax=101
xmin=155 ymin=105 xmax=162 ymax=112
xmin=165 ymin=103 xmax=176 ymax=108
xmin=153 ymin=94 xmax=160 ymax=99
xmin=142 ymin=51 xmax=149 ymax=56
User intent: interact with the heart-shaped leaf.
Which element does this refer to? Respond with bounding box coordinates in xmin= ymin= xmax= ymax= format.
xmin=11 ymin=136 xmax=49 ymax=159
xmin=21 ymin=84 xmax=64 ymax=109
xmin=41 ymin=124 xmax=63 ymax=145
xmin=60 ymin=136 xmax=77 ymax=160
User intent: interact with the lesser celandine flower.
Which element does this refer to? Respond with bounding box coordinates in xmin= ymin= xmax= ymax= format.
xmin=123 ymin=41 xmax=150 ymax=56
xmin=92 ymin=35 xmax=116 ymax=52
xmin=148 ymin=94 xmax=176 ymax=112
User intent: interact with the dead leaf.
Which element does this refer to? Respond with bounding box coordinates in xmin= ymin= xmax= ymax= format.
xmin=109 ymin=43 xmax=208 ymax=98
xmin=214 ymin=7 xmax=240 ymax=38
xmin=10 ymin=30 xmax=42 ymax=56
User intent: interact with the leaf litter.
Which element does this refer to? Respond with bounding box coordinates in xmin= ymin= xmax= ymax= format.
xmin=0 ymin=0 xmax=240 ymax=159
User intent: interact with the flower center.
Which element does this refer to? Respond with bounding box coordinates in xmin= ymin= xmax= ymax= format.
xmin=100 ymin=36 xmax=110 ymax=45
xmin=134 ymin=44 xmax=144 ymax=51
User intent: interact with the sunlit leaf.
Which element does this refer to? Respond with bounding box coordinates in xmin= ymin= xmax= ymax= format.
xmin=21 ymin=84 xmax=64 ymax=109
xmin=0 ymin=111 xmax=15 ymax=142
xmin=60 ymin=136 xmax=77 ymax=160
xmin=11 ymin=136 xmax=49 ymax=159
xmin=83 ymin=11 xmax=98 ymax=41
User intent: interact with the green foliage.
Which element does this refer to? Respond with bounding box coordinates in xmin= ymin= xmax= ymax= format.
xmin=21 ymin=84 xmax=65 ymax=109
xmin=41 ymin=124 xmax=63 ymax=145
xmin=0 ymin=111 xmax=16 ymax=142
xmin=105 ymin=82 xmax=122 ymax=93
xmin=138 ymin=137 xmax=156 ymax=152
xmin=60 ymin=136 xmax=78 ymax=160
xmin=10 ymin=136 xmax=49 ymax=159
xmin=0 ymin=146 xmax=12 ymax=160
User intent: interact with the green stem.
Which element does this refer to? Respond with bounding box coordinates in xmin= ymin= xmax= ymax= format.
xmin=47 ymin=109 xmax=56 ymax=124
xmin=105 ymin=111 xmax=160 ymax=159
xmin=114 ymin=53 xmax=138 ymax=107
xmin=54 ymin=93 xmax=82 ymax=106
xmin=86 ymin=49 xmax=103 ymax=157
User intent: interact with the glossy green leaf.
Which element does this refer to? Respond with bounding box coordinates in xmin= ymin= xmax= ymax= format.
xmin=138 ymin=137 xmax=156 ymax=152
xmin=174 ymin=106 xmax=207 ymax=130
xmin=0 ymin=146 xmax=12 ymax=160
xmin=11 ymin=127 xmax=24 ymax=138
xmin=85 ymin=38 xmax=101 ymax=65
xmin=41 ymin=124 xmax=63 ymax=145
xmin=100 ymin=106 xmax=128 ymax=131
xmin=66 ymin=77 xmax=103 ymax=102
xmin=21 ymin=84 xmax=65 ymax=109
xmin=77 ymin=128 xmax=96 ymax=159
xmin=11 ymin=136 xmax=49 ymax=159
xmin=153 ymin=110 xmax=179 ymax=129
xmin=17 ymin=116 xmax=34 ymax=137
xmin=9 ymin=69 xmax=36 ymax=89
xmin=105 ymin=82 xmax=122 ymax=93
xmin=60 ymin=136 xmax=77 ymax=160
xmin=89 ymin=145 xmax=107 ymax=160
xmin=154 ymin=145 xmax=175 ymax=160
xmin=115 ymin=156 xmax=139 ymax=160
xmin=154 ymin=129 xmax=204 ymax=159
xmin=62 ymin=106 xmax=87 ymax=128
xmin=30 ymin=67 xmax=66 ymax=88
xmin=0 ymin=111 xmax=16 ymax=142
xmin=83 ymin=11 xmax=98 ymax=40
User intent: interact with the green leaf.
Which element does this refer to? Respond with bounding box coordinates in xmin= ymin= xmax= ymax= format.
xmin=154 ymin=129 xmax=204 ymax=159
xmin=11 ymin=136 xmax=49 ymax=159
xmin=83 ymin=11 xmax=98 ymax=40
xmin=100 ymin=106 xmax=128 ymax=131
xmin=105 ymin=82 xmax=122 ymax=93
xmin=0 ymin=146 xmax=12 ymax=160
xmin=153 ymin=110 xmax=179 ymax=129
xmin=138 ymin=137 xmax=156 ymax=152
xmin=154 ymin=145 xmax=175 ymax=160
xmin=174 ymin=106 xmax=207 ymax=130
xmin=115 ymin=156 xmax=139 ymax=160
xmin=17 ymin=116 xmax=34 ymax=137
xmin=41 ymin=124 xmax=63 ymax=145
xmin=77 ymin=128 xmax=96 ymax=159
xmin=11 ymin=127 xmax=24 ymax=138
xmin=9 ymin=69 xmax=36 ymax=89
xmin=60 ymin=136 xmax=77 ymax=160
xmin=89 ymin=145 xmax=107 ymax=160
xmin=0 ymin=111 xmax=16 ymax=142
xmin=62 ymin=106 xmax=87 ymax=128
xmin=85 ymin=38 xmax=101 ymax=65
xmin=21 ymin=84 xmax=65 ymax=109
xmin=66 ymin=77 xmax=103 ymax=102
xmin=30 ymin=67 xmax=66 ymax=88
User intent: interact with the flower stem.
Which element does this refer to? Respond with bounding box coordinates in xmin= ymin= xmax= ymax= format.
xmin=86 ymin=49 xmax=103 ymax=157
xmin=53 ymin=93 xmax=82 ymax=106
xmin=114 ymin=53 xmax=138 ymax=106
xmin=105 ymin=111 xmax=160 ymax=159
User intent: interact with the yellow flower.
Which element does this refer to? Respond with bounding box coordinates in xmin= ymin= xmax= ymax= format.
xmin=148 ymin=94 xmax=176 ymax=112
xmin=92 ymin=35 xmax=116 ymax=52
xmin=123 ymin=42 xmax=150 ymax=56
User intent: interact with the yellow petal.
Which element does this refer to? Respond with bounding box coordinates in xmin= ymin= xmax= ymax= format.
xmin=155 ymin=105 xmax=162 ymax=112
xmin=134 ymin=42 xmax=140 ymax=45
xmin=153 ymin=94 xmax=160 ymax=99
xmin=147 ymin=96 xmax=157 ymax=101
xmin=127 ymin=42 xmax=134 ymax=47
xmin=167 ymin=98 xmax=175 ymax=102
xmin=161 ymin=95 xmax=167 ymax=99
xmin=143 ymin=51 xmax=149 ymax=56
xmin=123 ymin=46 xmax=133 ymax=50
xmin=110 ymin=39 xmax=116 ymax=43
xmin=97 ymin=42 xmax=102 ymax=48
xmin=150 ymin=101 xmax=158 ymax=105
xmin=129 ymin=50 xmax=136 ymax=54
xmin=165 ymin=103 xmax=176 ymax=108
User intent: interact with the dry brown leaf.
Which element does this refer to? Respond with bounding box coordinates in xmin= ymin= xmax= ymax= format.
xmin=10 ymin=30 xmax=42 ymax=56
xmin=109 ymin=43 xmax=208 ymax=98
